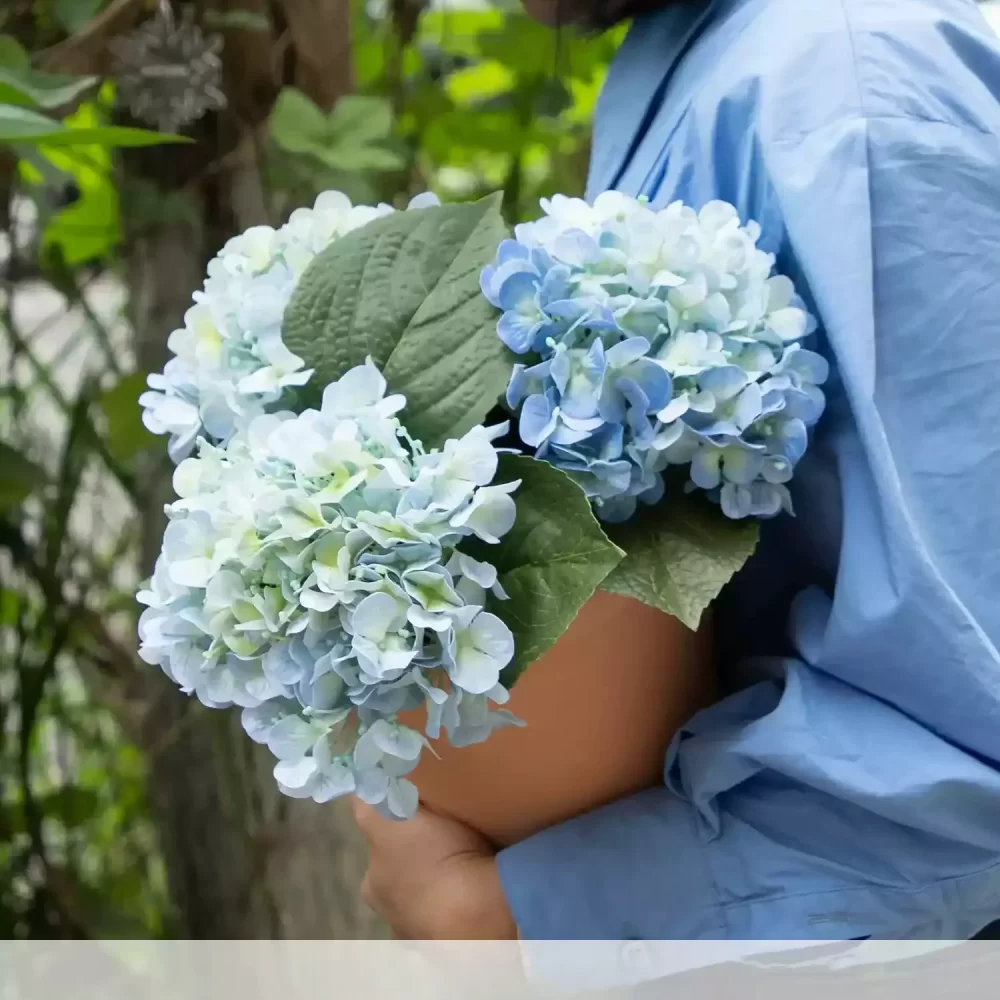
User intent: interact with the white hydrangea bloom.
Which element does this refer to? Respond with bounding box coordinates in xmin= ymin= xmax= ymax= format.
xmin=140 ymin=191 xmax=441 ymax=462
xmin=138 ymin=359 xmax=520 ymax=818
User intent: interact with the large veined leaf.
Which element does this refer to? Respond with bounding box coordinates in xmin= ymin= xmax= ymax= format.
xmin=475 ymin=455 xmax=625 ymax=685
xmin=282 ymin=194 xmax=513 ymax=447
xmin=600 ymin=495 xmax=759 ymax=631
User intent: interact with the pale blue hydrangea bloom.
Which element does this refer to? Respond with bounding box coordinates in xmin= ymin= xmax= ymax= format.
xmin=140 ymin=191 xmax=440 ymax=462
xmin=138 ymin=359 xmax=521 ymax=818
xmin=482 ymin=193 xmax=828 ymax=521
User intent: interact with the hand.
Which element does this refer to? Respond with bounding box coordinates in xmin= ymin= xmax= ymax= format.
xmin=351 ymin=799 xmax=518 ymax=940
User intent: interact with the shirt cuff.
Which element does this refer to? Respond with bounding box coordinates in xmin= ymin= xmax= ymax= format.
xmin=497 ymin=786 xmax=1000 ymax=945
xmin=497 ymin=787 xmax=725 ymax=940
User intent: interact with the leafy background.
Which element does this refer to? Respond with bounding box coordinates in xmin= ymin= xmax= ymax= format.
xmin=0 ymin=0 xmax=622 ymax=939
xmin=5 ymin=0 xmax=997 ymax=942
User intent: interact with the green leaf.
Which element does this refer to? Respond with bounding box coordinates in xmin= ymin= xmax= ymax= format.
xmin=269 ymin=87 xmax=330 ymax=154
xmin=0 ymin=68 xmax=96 ymax=109
xmin=17 ymin=100 xmax=122 ymax=261
xmin=476 ymin=19 xmax=617 ymax=83
xmin=32 ymin=125 xmax=193 ymax=147
xmin=599 ymin=495 xmax=759 ymax=630
xmin=0 ymin=35 xmax=29 ymax=71
xmin=445 ymin=61 xmax=517 ymax=106
xmin=0 ymin=441 xmax=47 ymax=509
xmin=99 ymin=373 xmax=157 ymax=462
xmin=0 ymin=103 xmax=67 ymax=142
xmin=0 ymin=34 xmax=97 ymax=107
xmin=417 ymin=10 xmax=507 ymax=63
xmin=282 ymin=194 xmax=514 ymax=447
xmin=0 ymin=105 xmax=191 ymax=146
xmin=42 ymin=172 xmax=119 ymax=263
xmin=0 ymin=587 xmax=19 ymax=626
xmin=354 ymin=37 xmax=386 ymax=88
xmin=319 ymin=95 xmax=405 ymax=171
xmin=477 ymin=455 xmax=625 ymax=685
xmin=327 ymin=95 xmax=393 ymax=143
xmin=423 ymin=108 xmax=541 ymax=158
xmin=269 ymin=89 xmax=404 ymax=174
xmin=44 ymin=169 xmax=120 ymax=263
xmin=53 ymin=0 xmax=105 ymax=34
xmin=319 ymin=140 xmax=404 ymax=174
xmin=35 ymin=786 xmax=102 ymax=827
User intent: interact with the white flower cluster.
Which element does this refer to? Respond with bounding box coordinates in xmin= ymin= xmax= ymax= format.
xmin=138 ymin=361 xmax=521 ymax=817
xmin=140 ymin=191 xmax=439 ymax=462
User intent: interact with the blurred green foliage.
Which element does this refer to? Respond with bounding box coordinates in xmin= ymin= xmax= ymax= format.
xmin=265 ymin=4 xmax=622 ymax=222
xmin=0 ymin=0 xmax=620 ymax=939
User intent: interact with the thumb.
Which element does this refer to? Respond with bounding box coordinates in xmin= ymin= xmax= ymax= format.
xmin=351 ymin=797 xmax=493 ymax=856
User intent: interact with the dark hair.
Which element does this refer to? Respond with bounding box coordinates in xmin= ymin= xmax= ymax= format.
xmin=564 ymin=0 xmax=695 ymax=32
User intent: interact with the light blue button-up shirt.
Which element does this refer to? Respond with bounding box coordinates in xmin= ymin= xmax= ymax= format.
xmin=497 ymin=0 xmax=1000 ymax=940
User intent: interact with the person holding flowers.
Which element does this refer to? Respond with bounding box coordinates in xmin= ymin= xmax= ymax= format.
xmin=353 ymin=0 xmax=1000 ymax=943
xmin=138 ymin=0 xmax=1000 ymax=947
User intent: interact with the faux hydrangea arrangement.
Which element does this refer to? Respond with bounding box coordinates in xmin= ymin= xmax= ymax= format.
xmin=139 ymin=189 xmax=826 ymax=818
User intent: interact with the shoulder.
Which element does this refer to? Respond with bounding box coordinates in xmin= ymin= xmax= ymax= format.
xmin=691 ymin=0 xmax=1000 ymax=143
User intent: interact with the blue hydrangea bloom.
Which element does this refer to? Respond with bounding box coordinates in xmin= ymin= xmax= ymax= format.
xmin=484 ymin=194 xmax=828 ymax=520
xmin=480 ymin=240 xmax=575 ymax=354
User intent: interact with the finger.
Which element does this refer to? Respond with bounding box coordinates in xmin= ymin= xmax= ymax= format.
xmin=350 ymin=797 xmax=383 ymax=839
xmin=359 ymin=867 xmax=419 ymax=938
xmin=359 ymin=870 xmax=375 ymax=907
xmin=351 ymin=797 xmax=437 ymax=848
xmin=351 ymin=796 xmax=493 ymax=863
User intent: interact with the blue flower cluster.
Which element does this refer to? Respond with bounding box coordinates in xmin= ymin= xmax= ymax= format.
xmin=481 ymin=194 xmax=828 ymax=521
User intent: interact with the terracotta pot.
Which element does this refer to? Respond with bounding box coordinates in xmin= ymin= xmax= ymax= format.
xmin=402 ymin=591 xmax=714 ymax=847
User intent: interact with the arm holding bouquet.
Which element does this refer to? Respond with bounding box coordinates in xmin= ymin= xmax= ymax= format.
xmin=488 ymin=0 xmax=1000 ymax=942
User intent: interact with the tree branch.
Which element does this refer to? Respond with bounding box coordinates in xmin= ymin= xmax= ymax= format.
xmin=0 ymin=518 xmax=140 ymax=689
xmin=39 ymin=0 xmax=145 ymax=76
xmin=283 ymin=0 xmax=353 ymax=111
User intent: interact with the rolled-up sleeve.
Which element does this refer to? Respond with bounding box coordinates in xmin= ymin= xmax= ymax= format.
xmin=497 ymin=115 xmax=1000 ymax=941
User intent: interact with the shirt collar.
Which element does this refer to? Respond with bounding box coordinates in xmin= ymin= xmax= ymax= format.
xmin=586 ymin=0 xmax=726 ymax=198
